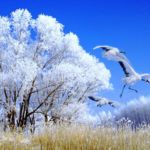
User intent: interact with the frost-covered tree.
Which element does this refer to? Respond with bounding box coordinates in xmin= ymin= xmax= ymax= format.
xmin=0 ymin=9 xmax=111 ymax=130
xmin=115 ymin=96 xmax=150 ymax=127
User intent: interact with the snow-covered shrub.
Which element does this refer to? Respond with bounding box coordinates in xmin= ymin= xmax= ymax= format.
xmin=115 ymin=96 xmax=150 ymax=128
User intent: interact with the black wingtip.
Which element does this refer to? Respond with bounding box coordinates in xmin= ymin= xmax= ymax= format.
xmin=141 ymin=79 xmax=150 ymax=84
xmin=88 ymin=96 xmax=95 ymax=101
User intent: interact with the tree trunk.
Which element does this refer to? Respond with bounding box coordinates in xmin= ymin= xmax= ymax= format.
xmin=44 ymin=114 xmax=48 ymax=123
xmin=7 ymin=109 xmax=16 ymax=131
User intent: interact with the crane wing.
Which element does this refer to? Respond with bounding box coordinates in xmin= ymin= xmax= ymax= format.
xmin=118 ymin=61 xmax=130 ymax=77
xmin=97 ymin=99 xmax=117 ymax=108
xmin=116 ymin=52 xmax=129 ymax=63
xmin=94 ymin=45 xmax=130 ymax=63
xmin=89 ymin=96 xmax=120 ymax=108
xmin=93 ymin=45 xmax=114 ymax=51
xmin=88 ymin=96 xmax=99 ymax=102
xmin=118 ymin=60 xmax=137 ymax=77
xmin=94 ymin=45 xmax=137 ymax=77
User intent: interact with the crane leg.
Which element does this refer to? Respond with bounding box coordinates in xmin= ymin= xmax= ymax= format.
xmin=120 ymin=84 xmax=126 ymax=98
xmin=128 ymin=86 xmax=138 ymax=93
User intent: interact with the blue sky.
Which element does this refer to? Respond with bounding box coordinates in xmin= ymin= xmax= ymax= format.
xmin=1 ymin=0 xmax=150 ymax=111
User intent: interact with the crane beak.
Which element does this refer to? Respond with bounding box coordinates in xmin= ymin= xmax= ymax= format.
xmin=120 ymin=51 xmax=126 ymax=54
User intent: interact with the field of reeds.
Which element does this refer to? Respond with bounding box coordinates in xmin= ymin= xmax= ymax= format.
xmin=0 ymin=124 xmax=149 ymax=150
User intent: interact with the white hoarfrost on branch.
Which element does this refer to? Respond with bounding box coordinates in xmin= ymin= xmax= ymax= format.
xmin=0 ymin=9 xmax=111 ymax=130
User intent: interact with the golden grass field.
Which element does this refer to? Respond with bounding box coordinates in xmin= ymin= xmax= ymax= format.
xmin=0 ymin=125 xmax=149 ymax=150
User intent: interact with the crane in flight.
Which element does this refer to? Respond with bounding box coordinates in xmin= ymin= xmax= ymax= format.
xmin=88 ymin=96 xmax=119 ymax=107
xmin=94 ymin=45 xmax=150 ymax=97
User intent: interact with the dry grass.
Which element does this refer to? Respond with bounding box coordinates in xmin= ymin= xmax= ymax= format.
xmin=0 ymin=125 xmax=149 ymax=150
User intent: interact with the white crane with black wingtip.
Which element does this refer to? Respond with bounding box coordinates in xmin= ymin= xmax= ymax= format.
xmin=88 ymin=96 xmax=119 ymax=107
xmin=94 ymin=45 xmax=150 ymax=97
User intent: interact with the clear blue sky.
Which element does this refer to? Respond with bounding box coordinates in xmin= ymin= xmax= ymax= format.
xmin=1 ymin=0 xmax=150 ymax=111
